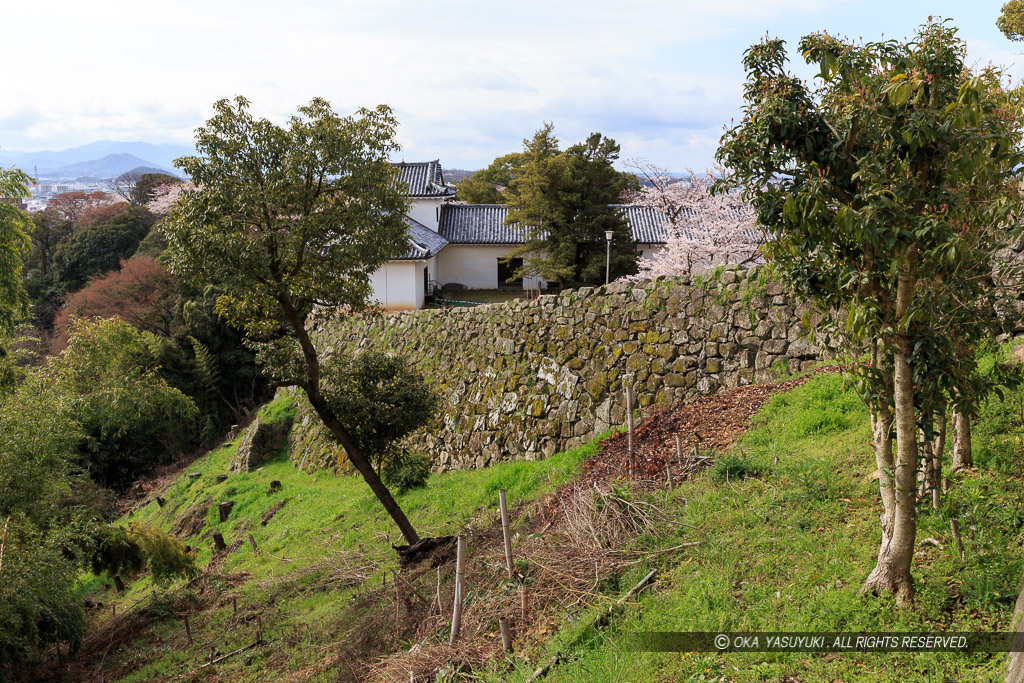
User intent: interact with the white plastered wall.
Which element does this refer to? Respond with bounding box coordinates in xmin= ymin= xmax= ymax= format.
xmin=407 ymin=197 xmax=444 ymax=231
xmin=369 ymin=258 xmax=434 ymax=311
xmin=436 ymin=244 xmax=544 ymax=290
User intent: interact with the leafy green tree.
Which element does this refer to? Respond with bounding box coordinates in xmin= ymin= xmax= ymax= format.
xmin=454 ymin=152 xmax=525 ymax=203
xmin=506 ymin=124 xmax=639 ymax=286
xmin=54 ymin=207 xmax=155 ymax=291
xmin=323 ymin=352 xmax=438 ymax=476
xmin=46 ymin=317 xmax=197 ymax=488
xmin=716 ymin=21 xmax=1024 ymax=601
xmin=162 ymin=96 xmax=427 ymax=544
xmin=0 ymin=168 xmax=31 ymax=341
xmin=25 ymin=209 xmax=71 ymax=277
xmin=998 ymin=0 xmax=1024 ymax=41
xmin=131 ymin=172 xmax=183 ymax=206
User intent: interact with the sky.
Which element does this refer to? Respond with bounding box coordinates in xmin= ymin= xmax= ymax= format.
xmin=1 ymin=0 xmax=1021 ymax=170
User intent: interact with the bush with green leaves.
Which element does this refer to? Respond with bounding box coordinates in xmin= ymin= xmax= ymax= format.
xmin=381 ymin=451 xmax=432 ymax=492
xmin=44 ymin=317 xmax=197 ymax=489
xmin=322 ymin=351 xmax=438 ymax=477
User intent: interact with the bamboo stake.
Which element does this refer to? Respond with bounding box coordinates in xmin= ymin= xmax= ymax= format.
xmin=499 ymin=616 xmax=512 ymax=652
xmin=184 ymin=614 xmax=193 ymax=645
xmin=449 ymin=535 xmax=466 ymax=645
xmin=499 ymin=489 xmax=514 ymax=579
xmin=950 ymin=519 xmax=965 ymax=560
xmin=625 ymin=386 xmax=635 ymax=478
xmin=671 ymin=435 xmax=683 ymax=489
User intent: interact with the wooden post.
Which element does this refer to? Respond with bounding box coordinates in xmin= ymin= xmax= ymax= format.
xmin=499 ymin=489 xmax=514 ymax=580
xmin=499 ymin=616 xmax=512 ymax=652
xmin=671 ymin=435 xmax=683 ymax=489
xmin=449 ymin=535 xmax=466 ymax=645
xmin=248 ymin=534 xmax=259 ymax=555
xmin=232 ymin=596 xmax=237 ymax=616
xmin=218 ymin=501 xmax=234 ymax=522
xmin=950 ymin=519 xmax=965 ymax=560
xmin=213 ymin=533 xmax=227 ymax=553
xmin=625 ymin=385 xmax=635 ymax=478
xmin=184 ymin=614 xmax=193 ymax=645
xmin=257 ymin=616 xmax=262 ymax=644
xmin=435 ymin=566 xmax=443 ymax=616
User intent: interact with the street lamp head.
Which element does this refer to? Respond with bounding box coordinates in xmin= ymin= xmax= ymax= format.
xmin=605 ymin=230 xmax=614 ymax=242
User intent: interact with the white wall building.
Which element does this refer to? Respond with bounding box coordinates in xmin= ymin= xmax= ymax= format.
xmin=368 ymin=160 xmax=670 ymax=311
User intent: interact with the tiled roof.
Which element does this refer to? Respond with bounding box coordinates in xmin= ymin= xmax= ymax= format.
xmin=438 ymin=203 xmax=674 ymax=245
xmin=397 ymin=216 xmax=450 ymax=260
xmin=438 ymin=204 xmax=532 ymax=244
xmin=392 ymin=160 xmax=455 ymax=198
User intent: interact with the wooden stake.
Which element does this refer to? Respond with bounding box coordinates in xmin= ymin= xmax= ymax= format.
xmin=499 ymin=616 xmax=512 ymax=652
xmin=520 ymin=581 xmax=528 ymax=621
xmin=950 ymin=519 xmax=965 ymax=560
xmin=625 ymin=386 xmax=635 ymax=478
xmin=184 ymin=614 xmax=193 ymax=645
xmin=435 ymin=566 xmax=443 ymax=616
xmin=671 ymin=435 xmax=683 ymax=489
xmin=218 ymin=501 xmax=234 ymax=523
xmin=257 ymin=616 xmax=262 ymax=644
xmin=213 ymin=533 xmax=227 ymax=553
xmin=499 ymin=489 xmax=514 ymax=580
xmin=449 ymin=535 xmax=466 ymax=645
xmin=248 ymin=534 xmax=259 ymax=555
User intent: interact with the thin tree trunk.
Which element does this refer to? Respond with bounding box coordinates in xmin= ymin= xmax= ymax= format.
xmin=307 ymin=394 xmax=420 ymax=545
xmin=863 ymin=251 xmax=918 ymax=603
xmin=870 ymin=339 xmax=897 ymax=547
xmin=931 ymin=409 xmax=946 ymax=511
xmin=281 ymin=297 xmax=420 ymax=546
xmin=952 ymin=407 xmax=972 ymax=472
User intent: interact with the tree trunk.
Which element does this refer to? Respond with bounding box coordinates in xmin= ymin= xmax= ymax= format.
xmin=952 ymin=407 xmax=972 ymax=472
xmin=931 ymin=410 xmax=946 ymax=511
xmin=863 ymin=252 xmax=917 ymax=603
xmin=870 ymin=339 xmax=896 ymax=543
xmin=307 ymin=393 xmax=420 ymax=545
xmin=279 ymin=296 xmax=421 ymax=546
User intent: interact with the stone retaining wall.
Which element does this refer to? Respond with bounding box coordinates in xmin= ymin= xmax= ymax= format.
xmin=286 ymin=265 xmax=832 ymax=472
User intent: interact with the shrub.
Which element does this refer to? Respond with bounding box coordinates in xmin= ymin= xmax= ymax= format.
xmin=381 ymin=452 xmax=431 ymax=492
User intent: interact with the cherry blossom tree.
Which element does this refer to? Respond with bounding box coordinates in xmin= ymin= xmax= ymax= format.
xmin=146 ymin=181 xmax=193 ymax=216
xmin=624 ymin=160 xmax=761 ymax=278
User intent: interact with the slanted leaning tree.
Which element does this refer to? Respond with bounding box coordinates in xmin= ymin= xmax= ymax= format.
xmin=716 ymin=21 xmax=1024 ymax=601
xmin=162 ymin=97 xmax=426 ymax=545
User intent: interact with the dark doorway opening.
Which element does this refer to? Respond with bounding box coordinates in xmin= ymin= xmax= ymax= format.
xmin=497 ymin=257 xmax=523 ymax=290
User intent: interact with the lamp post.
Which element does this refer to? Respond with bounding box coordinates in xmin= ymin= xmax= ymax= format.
xmin=605 ymin=230 xmax=614 ymax=284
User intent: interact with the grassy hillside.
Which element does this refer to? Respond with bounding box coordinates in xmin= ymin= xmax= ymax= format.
xmin=71 ymin=367 xmax=1024 ymax=682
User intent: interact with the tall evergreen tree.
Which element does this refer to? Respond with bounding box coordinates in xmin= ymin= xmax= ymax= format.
xmin=506 ymin=124 xmax=638 ymax=286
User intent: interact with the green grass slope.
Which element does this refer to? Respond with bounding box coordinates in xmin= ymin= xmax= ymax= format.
xmin=508 ymin=372 xmax=1024 ymax=683
xmin=76 ymin=366 xmax=1024 ymax=682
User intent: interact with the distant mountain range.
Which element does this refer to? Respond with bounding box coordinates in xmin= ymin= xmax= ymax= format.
xmin=0 ymin=141 xmax=193 ymax=178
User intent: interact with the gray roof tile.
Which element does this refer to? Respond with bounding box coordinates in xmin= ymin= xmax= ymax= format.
xmin=438 ymin=203 xmax=674 ymax=245
xmin=392 ymin=160 xmax=455 ymax=198
xmin=396 ymin=216 xmax=450 ymax=260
